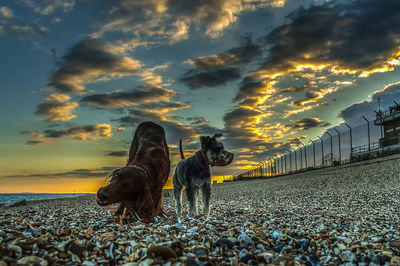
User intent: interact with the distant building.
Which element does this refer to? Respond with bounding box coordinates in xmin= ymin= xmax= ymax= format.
xmin=374 ymin=102 xmax=400 ymax=147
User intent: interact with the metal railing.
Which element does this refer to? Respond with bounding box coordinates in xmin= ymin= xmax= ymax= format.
xmin=233 ymin=113 xmax=400 ymax=181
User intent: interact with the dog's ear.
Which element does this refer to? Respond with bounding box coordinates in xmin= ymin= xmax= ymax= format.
xmin=200 ymin=136 xmax=210 ymax=144
xmin=212 ymin=133 xmax=223 ymax=139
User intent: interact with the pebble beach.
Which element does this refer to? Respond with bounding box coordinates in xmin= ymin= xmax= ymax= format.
xmin=1 ymin=157 xmax=400 ymax=265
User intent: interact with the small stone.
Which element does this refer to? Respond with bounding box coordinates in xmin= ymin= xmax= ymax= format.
xmin=101 ymin=232 xmax=116 ymax=241
xmin=340 ymin=251 xmax=356 ymax=262
xmin=215 ymin=238 xmax=234 ymax=249
xmin=147 ymin=245 xmax=178 ymax=259
xmin=337 ymin=243 xmax=346 ymax=251
xmin=238 ymin=234 xmax=252 ymax=245
xmin=391 ymin=256 xmax=400 ymax=264
xmin=193 ymin=246 xmax=208 ymax=257
xmin=334 ymin=247 xmax=340 ymax=255
xmin=17 ymin=256 xmax=48 ymax=266
xmin=82 ymin=261 xmax=95 ymax=266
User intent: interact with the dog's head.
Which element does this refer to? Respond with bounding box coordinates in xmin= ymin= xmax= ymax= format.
xmin=96 ymin=166 xmax=149 ymax=206
xmin=200 ymin=134 xmax=234 ymax=167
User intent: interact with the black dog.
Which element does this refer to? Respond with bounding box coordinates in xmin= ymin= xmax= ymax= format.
xmin=173 ymin=134 xmax=233 ymax=216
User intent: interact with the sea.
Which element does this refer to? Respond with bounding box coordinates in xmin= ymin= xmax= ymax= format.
xmin=0 ymin=193 xmax=94 ymax=204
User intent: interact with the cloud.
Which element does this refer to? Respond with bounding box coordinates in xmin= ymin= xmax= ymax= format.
xmin=35 ymin=102 xmax=79 ymax=122
xmin=181 ymin=67 xmax=241 ymax=89
xmin=106 ymin=150 xmax=128 ymax=157
xmin=291 ymin=91 xmax=321 ymax=107
xmin=340 ymin=82 xmax=400 ymax=124
xmin=181 ymin=36 xmax=261 ymax=89
xmin=174 ymin=0 xmax=285 ymax=38
xmin=43 ymin=124 xmax=113 ymax=140
xmin=81 ymin=84 xmax=176 ymax=108
xmin=261 ymin=0 xmax=400 ymax=75
xmin=21 ymin=131 xmax=49 ymax=145
xmin=45 ymin=93 xmax=71 ymax=103
xmin=48 ymin=39 xmax=141 ymax=93
xmin=0 ymin=6 xmax=14 ymax=18
xmin=92 ymin=0 xmax=286 ymax=42
xmin=20 ymin=0 xmax=75 ymax=15
xmin=0 ymin=22 xmax=49 ymax=37
xmin=288 ymin=117 xmax=330 ymax=131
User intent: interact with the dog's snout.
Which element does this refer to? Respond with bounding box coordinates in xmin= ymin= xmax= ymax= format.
xmin=97 ymin=190 xmax=109 ymax=202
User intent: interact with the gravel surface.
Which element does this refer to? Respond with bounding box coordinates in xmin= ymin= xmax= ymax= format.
xmin=1 ymin=157 xmax=400 ymax=265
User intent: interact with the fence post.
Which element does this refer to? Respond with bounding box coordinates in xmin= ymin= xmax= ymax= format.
xmin=334 ymin=128 xmax=341 ymax=164
xmin=297 ymin=145 xmax=302 ymax=170
xmin=362 ymin=115 xmax=370 ymax=157
xmin=294 ymin=148 xmax=298 ymax=171
xmin=326 ymin=132 xmax=333 ymax=166
xmin=310 ymin=139 xmax=316 ymax=168
xmin=345 ymin=123 xmax=352 ymax=162
xmin=318 ymin=136 xmax=324 ymax=167
xmin=281 ymin=154 xmax=284 ymax=174
xmin=289 ymin=150 xmax=292 ymax=173
xmin=284 ymin=153 xmax=287 ymax=174
xmin=301 ymin=143 xmax=307 ymax=169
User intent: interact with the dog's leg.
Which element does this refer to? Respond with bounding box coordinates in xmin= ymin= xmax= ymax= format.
xmin=114 ymin=203 xmax=125 ymax=216
xmin=186 ymin=187 xmax=198 ymax=216
xmin=201 ymin=183 xmax=211 ymax=216
xmin=173 ymin=182 xmax=183 ymax=216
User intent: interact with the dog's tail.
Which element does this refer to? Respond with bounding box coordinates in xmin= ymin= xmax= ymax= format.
xmin=179 ymin=139 xmax=185 ymax=160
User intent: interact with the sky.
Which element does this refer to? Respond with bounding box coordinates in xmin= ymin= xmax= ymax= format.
xmin=1 ymin=0 xmax=400 ymax=192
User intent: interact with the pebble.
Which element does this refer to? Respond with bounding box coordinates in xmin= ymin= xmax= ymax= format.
xmin=0 ymin=157 xmax=399 ymax=265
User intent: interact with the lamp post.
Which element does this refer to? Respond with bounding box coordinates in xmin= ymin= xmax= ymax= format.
xmin=334 ymin=128 xmax=341 ymax=164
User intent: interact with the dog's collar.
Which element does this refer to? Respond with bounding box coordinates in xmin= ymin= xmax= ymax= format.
xmin=195 ymin=152 xmax=209 ymax=169
xmin=201 ymin=150 xmax=215 ymax=167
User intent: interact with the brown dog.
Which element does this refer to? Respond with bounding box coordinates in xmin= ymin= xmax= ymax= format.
xmin=96 ymin=121 xmax=170 ymax=221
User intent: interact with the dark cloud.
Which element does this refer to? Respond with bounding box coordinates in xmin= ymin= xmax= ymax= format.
xmin=340 ymin=82 xmax=400 ymax=124
xmin=106 ymin=150 xmax=128 ymax=157
xmin=26 ymin=140 xmax=44 ymax=145
xmin=262 ymin=0 xmax=400 ymax=72
xmin=81 ymin=84 xmax=175 ymax=108
xmin=180 ymin=66 xmax=241 ymax=89
xmin=289 ymin=118 xmax=330 ymax=131
xmin=281 ymin=82 xmax=312 ymax=93
xmin=181 ymin=37 xmax=261 ymax=89
xmin=223 ymin=107 xmax=263 ymax=125
xmin=234 ymin=76 xmax=264 ymax=102
xmin=115 ymin=110 xmax=198 ymax=145
xmin=48 ymin=38 xmax=141 ymax=92
xmin=291 ymin=91 xmax=320 ymax=106
xmin=43 ymin=124 xmax=112 ymax=140
xmin=35 ymin=102 xmax=78 ymax=122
